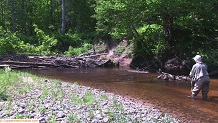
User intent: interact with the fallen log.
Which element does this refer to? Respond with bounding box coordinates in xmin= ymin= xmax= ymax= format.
xmin=127 ymin=70 xmax=149 ymax=74
xmin=157 ymin=72 xmax=191 ymax=81
xmin=0 ymin=64 xmax=10 ymax=68
xmin=0 ymin=54 xmax=119 ymax=69
xmin=2 ymin=61 xmax=55 ymax=66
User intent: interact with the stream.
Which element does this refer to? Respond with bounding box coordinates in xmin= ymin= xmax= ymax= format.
xmin=21 ymin=67 xmax=218 ymax=122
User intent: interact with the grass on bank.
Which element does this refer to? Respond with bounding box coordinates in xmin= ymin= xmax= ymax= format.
xmin=0 ymin=67 xmax=22 ymax=101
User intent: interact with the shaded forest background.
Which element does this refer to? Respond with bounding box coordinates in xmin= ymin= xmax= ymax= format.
xmin=0 ymin=0 xmax=218 ymax=72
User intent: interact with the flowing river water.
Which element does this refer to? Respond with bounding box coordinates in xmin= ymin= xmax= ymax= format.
xmin=21 ymin=67 xmax=218 ymax=122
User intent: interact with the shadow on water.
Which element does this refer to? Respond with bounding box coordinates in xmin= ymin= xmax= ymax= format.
xmin=20 ymin=67 xmax=218 ymax=123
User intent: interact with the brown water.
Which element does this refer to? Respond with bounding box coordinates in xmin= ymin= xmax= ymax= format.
xmin=21 ymin=67 xmax=218 ymax=122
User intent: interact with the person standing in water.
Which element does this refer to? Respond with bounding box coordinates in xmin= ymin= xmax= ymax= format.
xmin=189 ymin=55 xmax=210 ymax=100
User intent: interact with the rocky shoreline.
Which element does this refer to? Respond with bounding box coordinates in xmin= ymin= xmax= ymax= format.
xmin=0 ymin=75 xmax=182 ymax=123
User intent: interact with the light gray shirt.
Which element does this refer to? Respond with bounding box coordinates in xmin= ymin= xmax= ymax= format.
xmin=189 ymin=62 xmax=209 ymax=81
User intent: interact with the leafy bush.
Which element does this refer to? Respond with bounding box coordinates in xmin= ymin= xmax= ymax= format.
xmin=197 ymin=49 xmax=218 ymax=67
xmin=0 ymin=25 xmax=59 ymax=55
xmin=64 ymin=43 xmax=93 ymax=56
xmin=33 ymin=24 xmax=58 ymax=55
xmin=134 ymin=24 xmax=167 ymax=57
xmin=54 ymin=33 xmax=83 ymax=52
xmin=0 ymin=27 xmax=25 ymax=54
xmin=114 ymin=45 xmax=126 ymax=56
xmin=64 ymin=46 xmax=83 ymax=56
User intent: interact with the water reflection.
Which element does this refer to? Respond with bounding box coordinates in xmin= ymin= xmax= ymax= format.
xmin=20 ymin=67 xmax=218 ymax=122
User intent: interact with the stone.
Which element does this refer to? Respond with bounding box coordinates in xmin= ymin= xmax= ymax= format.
xmin=56 ymin=111 xmax=65 ymax=118
xmin=103 ymin=117 xmax=109 ymax=123
xmin=18 ymin=108 xmax=25 ymax=114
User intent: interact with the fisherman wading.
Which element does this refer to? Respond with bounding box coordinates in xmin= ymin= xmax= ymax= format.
xmin=189 ymin=55 xmax=210 ymax=100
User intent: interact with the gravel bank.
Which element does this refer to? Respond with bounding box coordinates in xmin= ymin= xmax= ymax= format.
xmin=0 ymin=76 xmax=181 ymax=123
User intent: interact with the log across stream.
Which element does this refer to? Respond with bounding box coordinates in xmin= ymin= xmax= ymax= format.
xmin=0 ymin=54 xmax=118 ymax=69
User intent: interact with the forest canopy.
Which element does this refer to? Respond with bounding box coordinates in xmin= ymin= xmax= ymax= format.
xmin=0 ymin=0 xmax=218 ymax=67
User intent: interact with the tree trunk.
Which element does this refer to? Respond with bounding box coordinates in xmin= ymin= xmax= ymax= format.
xmin=27 ymin=5 xmax=34 ymax=35
xmin=11 ymin=0 xmax=16 ymax=32
xmin=50 ymin=0 xmax=54 ymax=31
xmin=21 ymin=0 xmax=26 ymax=34
xmin=161 ymin=12 xmax=173 ymax=45
xmin=61 ymin=0 xmax=66 ymax=35
xmin=76 ymin=10 xmax=81 ymax=33
xmin=1 ymin=1 xmax=5 ymax=29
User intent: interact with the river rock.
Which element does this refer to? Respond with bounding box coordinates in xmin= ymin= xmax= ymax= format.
xmin=56 ymin=111 xmax=66 ymax=118
xmin=18 ymin=107 xmax=25 ymax=114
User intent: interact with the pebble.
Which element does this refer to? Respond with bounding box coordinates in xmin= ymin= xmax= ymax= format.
xmin=103 ymin=117 xmax=109 ymax=122
xmin=56 ymin=111 xmax=65 ymax=118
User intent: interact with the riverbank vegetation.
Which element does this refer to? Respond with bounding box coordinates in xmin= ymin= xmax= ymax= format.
xmin=0 ymin=70 xmax=181 ymax=122
xmin=0 ymin=0 xmax=218 ymax=71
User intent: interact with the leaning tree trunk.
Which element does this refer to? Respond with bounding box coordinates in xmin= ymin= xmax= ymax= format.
xmin=131 ymin=24 xmax=140 ymax=38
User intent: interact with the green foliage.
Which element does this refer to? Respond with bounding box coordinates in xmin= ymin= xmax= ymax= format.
xmin=0 ymin=25 xmax=58 ymax=55
xmin=94 ymin=0 xmax=147 ymax=38
xmin=101 ymin=94 xmax=108 ymax=100
xmin=73 ymin=81 xmax=79 ymax=85
xmin=0 ymin=27 xmax=25 ymax=54
xmin=33 ymin=24 xmax=58 ymax=55
xmin=39 ymin=105 xmax=46 ymax=114
xmin=54 ymin=33 xmax=95 ymax=53
xmin=64 ymin=46 xmax=81 ymax=56
xmin=68 ymin=113 xmax=80 ymax=123
xmin=64 ymin=43 xmax=92 ymax=56
xmin=114 ymin=45 xmax=125 ymax=56
xmin=0 ymin=0 xmax=96 ymax=54
xmin=56 ymin=33 xmax=83 ymax=47
xmin=0 ymin=0 xmax=96 ymax=35
xmin=15 ymin=114 xmax=26 ymax=119
xmin=82 ymin=91 xmax=95 ymax=105
xmin=134 ymin=24 xmax=167 ymax=57
xmin=196 ymin=49 xmax=218 ymax=67
xmin=72 ymin=96 xmax=83 ymax=105
xmin=49 ymin=115 xmax=57 ymax=123
xmin=83 ymin=43 xmax=93 ymax=51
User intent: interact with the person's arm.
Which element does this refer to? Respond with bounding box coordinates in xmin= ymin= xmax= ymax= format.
xmin=189 ymin=65 xmax=195 ymax=77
